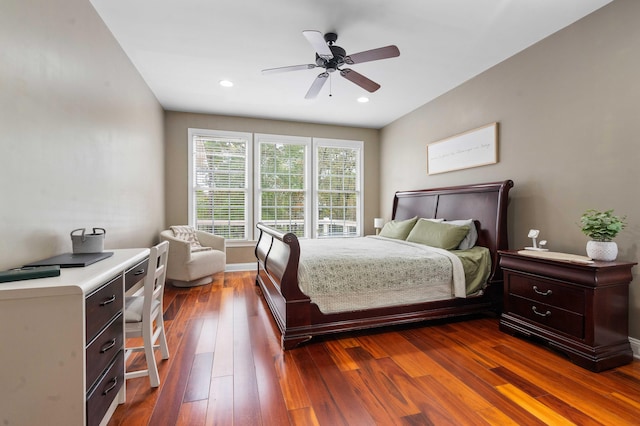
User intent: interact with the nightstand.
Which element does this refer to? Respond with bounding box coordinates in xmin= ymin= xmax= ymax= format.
xmin=498 ymin=250 xmax=636 ymax=372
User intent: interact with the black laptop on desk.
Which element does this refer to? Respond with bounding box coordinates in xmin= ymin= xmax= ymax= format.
xmin=24 ymin=252 xmax=114 ymax=268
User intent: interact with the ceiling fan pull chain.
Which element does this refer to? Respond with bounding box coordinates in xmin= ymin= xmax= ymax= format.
xmin=329 ymin=73 xmax=332 ymax=97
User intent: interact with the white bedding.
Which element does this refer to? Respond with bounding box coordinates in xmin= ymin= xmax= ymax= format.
xmin=297 ymin=236 xmax=466 ymax=314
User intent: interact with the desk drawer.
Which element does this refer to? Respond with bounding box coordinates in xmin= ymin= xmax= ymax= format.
xmin=125 ymin=257 xmax=148 ymax=292
xmin=86 ymin=275 xmax=123 ymax=342
xmin=86 ymin=350 xmax=124 ymax=426
xmin=507 ymin=273 xmax=584 ymax=314
xmin=86 ymin=313 xmax=123 ymax=391
xmin=508 ymin=294 xmax=584 ymax=338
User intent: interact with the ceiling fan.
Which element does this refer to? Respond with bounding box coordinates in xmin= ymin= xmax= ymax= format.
xmin=262 ymin=31 xmax=400 ymax=99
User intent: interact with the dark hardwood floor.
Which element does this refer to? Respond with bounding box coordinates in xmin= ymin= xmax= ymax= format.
xmin=110 ymin=271 xmax=640 ymax=425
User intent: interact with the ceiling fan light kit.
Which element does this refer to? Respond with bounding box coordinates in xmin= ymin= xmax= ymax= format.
xmin=262 ymin=30 xmax=400 ymax=99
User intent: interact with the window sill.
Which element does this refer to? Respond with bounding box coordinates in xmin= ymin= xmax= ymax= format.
xmin=225 ymin=240 xmax=257 ymax=248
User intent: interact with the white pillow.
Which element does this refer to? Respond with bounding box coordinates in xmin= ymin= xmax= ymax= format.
xmin=445 ymin=219 xmax=478 ymax=250
xmin=170 ymin=225 xmax=205 ymax=250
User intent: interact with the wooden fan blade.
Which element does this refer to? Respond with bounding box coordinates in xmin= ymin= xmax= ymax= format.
xmin=262 ymin=64 xmax=316 ymax=74
xmin=305 ymin=72 xmax=329 ymax=99
xmin=340 ymin=68 xmax=380 ymax=92
xmin=303 ymin=30 xmax=333 ymax=60
xmin=345 ymin=45 xmax=400 ymax=65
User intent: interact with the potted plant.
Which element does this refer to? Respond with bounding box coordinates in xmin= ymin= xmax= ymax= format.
xmin=579 ymin=209 xmax=626 ymax=261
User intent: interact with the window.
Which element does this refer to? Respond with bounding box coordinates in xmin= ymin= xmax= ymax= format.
xmin=190 ymin=129 xmax=362 ymax=242
xmin=188 ymin=129 xmax=252 ymax=240
xmin=255 ymin=135 xmax=311 ymax=237
xmin=315 ymin=139 xmax=362 ymax=238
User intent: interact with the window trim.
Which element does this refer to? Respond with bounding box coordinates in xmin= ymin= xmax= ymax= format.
xmin=188 ymin=128 xmax=364 ymax=242
xmin=254 ymin=133 xmax=312 ymax=239
xmin=187 ymin=128 xmax=253 ymax=241
xmin=312 ymin=138 xmax=364 ymax=238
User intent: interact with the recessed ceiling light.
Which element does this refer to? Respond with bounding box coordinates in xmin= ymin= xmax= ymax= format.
xmin=357 ymin=96 xmax=369 ymax=103
xmin=219 ymin=80 xmax=234 ymax=87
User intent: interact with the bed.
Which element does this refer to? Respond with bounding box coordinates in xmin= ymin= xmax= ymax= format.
xmin=255 ymin=180 xmax=514 ymax=349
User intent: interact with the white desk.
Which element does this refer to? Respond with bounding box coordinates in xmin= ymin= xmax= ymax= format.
xmin=0 ymin=248 xmax=149 ymax=426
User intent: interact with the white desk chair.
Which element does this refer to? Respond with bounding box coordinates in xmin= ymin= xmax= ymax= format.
xmin=124 ymin=241 xmax=170 ymax=387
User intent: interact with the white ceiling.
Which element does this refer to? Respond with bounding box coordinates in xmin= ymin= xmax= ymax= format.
xmin=90 ymin=0 xmax=612 ymax=129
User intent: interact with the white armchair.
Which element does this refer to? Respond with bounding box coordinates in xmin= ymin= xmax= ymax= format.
xmin=160 ymin=228 xmax=226 ymax=287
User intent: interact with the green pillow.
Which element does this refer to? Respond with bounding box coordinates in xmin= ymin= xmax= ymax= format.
xmin=406 ymin=219 xmax=470 ymax=250
xmin=379 ymin=216 xmax=418 ymax=240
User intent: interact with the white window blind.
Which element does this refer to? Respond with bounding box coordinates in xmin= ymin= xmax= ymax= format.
xmin=256 ymin=135 xmax=310 ymax=238
xmin=189 ymin=129 xmax=252 ymax=240
xmin=314 ymin=139 xmax=362 ymax=238
xmin=189 ymin=129 xmax=362 ymax=242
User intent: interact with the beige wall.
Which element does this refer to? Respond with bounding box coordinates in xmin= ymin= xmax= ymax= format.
xmin=164 ymin=111 xmax=380 ymax=264
xmin=5 ymin=0 xmax=636 ymax=338
xmin=380 ymin=0 xmax=640 ymax=338
xmin=0 ymin=0 xmax=165 ymax=270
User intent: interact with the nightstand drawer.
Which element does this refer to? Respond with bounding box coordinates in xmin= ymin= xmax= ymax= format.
xmin=507 ymin=274 xmax=584 ymax=313
xmin=508 ymin=294 xmax=584 ymax=338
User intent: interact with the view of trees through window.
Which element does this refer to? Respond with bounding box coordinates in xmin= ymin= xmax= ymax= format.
xmin=190 ymin=129 xmax=362 ymax=241
xmin=316 ymin=146 xmax=359 ymax=237
xmin=193 ymin=135 xmax=248 ymax=239
xmin=259 ymin=142 xmax=306 ymax=236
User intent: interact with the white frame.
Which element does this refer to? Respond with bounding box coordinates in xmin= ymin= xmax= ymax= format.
xmin=188 ymin=129 xmax=364 ymax=242
xmin=254 ymin=134 xmax=312 ymax=239
xmin=312 ymin=138 xmax=364 ymax=238
xmin=427 ymin=122 xmax=498 ymax=175
xmin=188 ymin=128 xmax=253 ymax=241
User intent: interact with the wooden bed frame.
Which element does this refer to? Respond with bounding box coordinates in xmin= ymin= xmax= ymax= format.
xmin=255 ymin=180 xmax=514 ymax=349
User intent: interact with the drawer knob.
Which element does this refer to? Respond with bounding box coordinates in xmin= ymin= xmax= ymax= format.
xmin=99 ymin=295 xmax=117 ymax=306
xmin=532 ymin=306 xmax=551 ymax=317
xmin=133 ymin=269 xmax=145 ymax=276
xmin=533 ymin=285 xmax=552 ymax=296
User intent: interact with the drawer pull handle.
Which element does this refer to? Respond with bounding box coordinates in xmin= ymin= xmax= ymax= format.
xmin=100 ymin=338 xmax=117 ymax=353
xmin=134 ymin=269 xmax=145 ymax=276
xmin=102 ymin=377 xmax=118 ymax=395
xmin=100 ymin=295 xmax=117 ymax=306
xmin=532 ymin=306 xmax=551 ymax=317
xmin=533 ymin=286 xmax=552 ymax=296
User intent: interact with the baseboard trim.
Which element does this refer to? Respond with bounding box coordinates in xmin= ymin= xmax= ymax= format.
xmin=225 ymin=263 xmax=257 ymax=272
xmin=631 ymin=337 xmax=640 ymax=359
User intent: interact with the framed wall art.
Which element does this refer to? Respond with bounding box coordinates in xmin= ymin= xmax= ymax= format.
xmin=427 ymin=122 xmax=498 ymax=175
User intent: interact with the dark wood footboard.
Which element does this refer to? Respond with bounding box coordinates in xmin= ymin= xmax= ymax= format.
xmin=254 ymin=223 xmax=314 ymax=348
xmin=255 ymin=180 xmax=514 ymax=349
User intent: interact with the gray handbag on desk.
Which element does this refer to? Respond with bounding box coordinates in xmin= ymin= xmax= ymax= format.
xmin=71 ymin=227 xmax=106 ymax=253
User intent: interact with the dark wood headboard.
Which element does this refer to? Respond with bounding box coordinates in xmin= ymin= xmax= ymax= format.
xmin=392 ymin=180 xmax=514 ymax=284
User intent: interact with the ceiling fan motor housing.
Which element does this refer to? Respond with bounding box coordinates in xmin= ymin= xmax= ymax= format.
xmin=324 ymin=32 xmax=338 ymax=44
xmin=316 ymin=45 xmax=346 ymax=72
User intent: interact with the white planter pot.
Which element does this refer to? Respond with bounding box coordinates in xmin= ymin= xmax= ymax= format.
xmin=586 ymin=240 xmax=618 ymax=261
